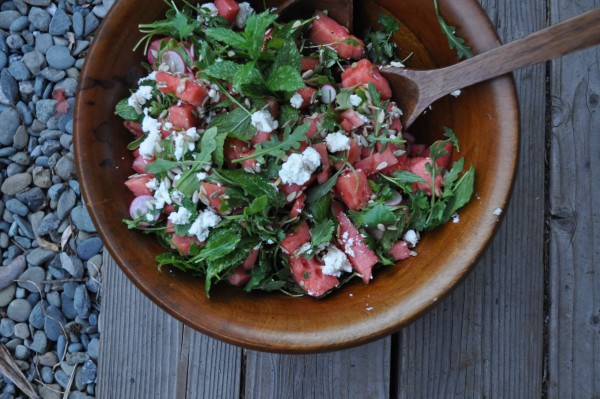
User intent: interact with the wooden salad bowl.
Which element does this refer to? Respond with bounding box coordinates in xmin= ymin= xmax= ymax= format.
xmin=74 ymin=0 xmax=518 ymax=353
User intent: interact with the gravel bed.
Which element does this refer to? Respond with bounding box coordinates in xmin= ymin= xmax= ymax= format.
xmin=0 ymin=0 xmax=114 ymax=397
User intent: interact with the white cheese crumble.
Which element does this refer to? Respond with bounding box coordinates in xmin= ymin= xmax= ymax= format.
xmin=128 ymin=85 xmax=153 ymax=114
xmin=251 ymin=110 xmax=279 ymax=133
xmin=173 ymin=127 xmax=200 ymax=161
xmin=201 ymin=3 xmax=218 ymax=16
xmin=196 ymin=172 xmax=208 ymax=181
xmin=289 ymin=93 xmax=304 ymax=109
xmin=450 ymin=89 xmax=462 ymax=97
xmin=189 ymin=209 xmax=221 ymax=241
xmin=325 ymin=132 xmax=351 ymax=152
xmin=349 ymin=94 xmax=362 ymax=107
xmin=235 ymin=2 xmax=255 ymax=29
xmin=321 ymin=246 xmax=352 ymax=277
xmin=390 ymin=61 xmax=405 ymax=68
xmin=493 ymin=208 xmax=503 ymax=216
xmin=278 ymin=147 xmax=321 ymax=185
xmin=146 ymin=178 xmax=159 ymax=191
xmin=168 ymin=207 xmax=192 ymax=225
xmin=137 ymin=71 xmax=157 ymax=85
xmin=452 ymin=213 xmax=460 ymax=223
xmin=139 ymin=113 xmax=163 ymax=159
xmin=403 ymin=229 xmax=420 ymax=248
xmin=153 ymin=180 xmax=172 ymax=210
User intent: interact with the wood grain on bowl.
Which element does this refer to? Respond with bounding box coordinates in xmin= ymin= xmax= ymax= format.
xmin=74 ymin=0 xmax=518 ymax=352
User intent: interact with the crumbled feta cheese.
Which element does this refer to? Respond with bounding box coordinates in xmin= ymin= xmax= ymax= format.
xmin=168 ymin=207 xmax=192 ymax=225
xmin=321 ymin=246 xmax=352 ymax=277
xmin=289 ymin=93 xmax=304 ymax=109
xmin=403 ymin=229 xmax=420 ymax=248
xmin=189 ymin=209 xmax=221 ymax=241
xmin=278 ymin=147 xmax=322 ymax=185
xmin=493 ymin=208 xmax=503 ymax=216
xmin=251 ymin=110 xmax=279 ymax=133
xmin=137 ymin=71 xmax=157 ymax=85
xmin=358 ymin=113 xmax=370 ymax=124
xmin=235 ymin=2 xmax=255 ymax=29
xmin=325 ymin=132 xmax=351 ymax=152
xmin=139 ymin=114 xmax=163 ymax=159
xmin=201 ymin=3 xmax=218 ymax=16
xmin=146 ymin=178 xmax=159 ymax=191
xmin=390 ymin=105 xmax=403 ymax=118
xmin=349 ymin=94 xmax=362 ymax=107
xmin=450 ymin=89 xmax=462 ymax=97
xmin=452 ymin=213 xmax=460 ymax=223
xmin=153 ymin=180 xmax=172 ymax=210
xmin=128 ymin=85 xmax=153 ymax=114
xmin=390 ymin=61 xmax=405 ymax=68
xmin=196 ymin=172 xmax=207 ymax=181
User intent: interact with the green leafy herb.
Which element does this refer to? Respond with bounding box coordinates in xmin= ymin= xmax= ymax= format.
xmin=306 ymin=168 xmax=344 ymax=204
xmin=214 ymin=169 xmax=284 ymax=206
xmin=434 ymin=0 xmax=473 ymax=59
xmin=235 ymin=123 xmax=309 ymax=162
xmin=202 ymin=60 xmax=242 ymax=81
xmin=209 ymin=107 xmax=256 ymax=141
xmin=363 ymin=13 xmax=401 ymax=64
xmin=349 ymin=203 xmax=397 ymax=229
xmin=310 ymin=220 xmax=335 ymax=249
xmin=115 ymin=99 xmax=139 ymax=121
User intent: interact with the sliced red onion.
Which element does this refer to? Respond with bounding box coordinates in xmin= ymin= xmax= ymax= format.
xmin=161 ymin=50 xmax=186 ymax=73
xmin=320 ymin=84 xmax=337 ymax=104
xmin=384 ymin=191 xmax=403 ymax=206
xmin=129 ymin=195 xmax=158 ymax=226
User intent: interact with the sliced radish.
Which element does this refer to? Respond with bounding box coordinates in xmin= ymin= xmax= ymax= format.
xmin=161 ymin=50 xmax=186 ymax=74
xmin=321 ymin=84 xmax=337 ymax=104
xmin=129 ymin=195 xmax=158 ymax=226
xmin=384 ymin=191 xmax=403 ymax=206
xmin=147 ymin=38 xmax=163 ymax=65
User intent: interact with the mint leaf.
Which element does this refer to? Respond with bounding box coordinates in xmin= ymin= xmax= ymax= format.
xmin=195 ymin=127 xmax=218 ymax=165
xmin=307 ymin=194 xmax=331 ymax=223
xmin=306 ymin=168 xmax=343 ymax=204
xmin=212 ymin=131 xmax=228 ymax=168
xmin=215 ymin=169 xmax=283 ymax=206
xmin=209 ymin=107 xmax=256 ymax=140
xmin=232 ymin=61 xmax=263 ymax=93
xmin=204 ymin=27 xmax=247 ymax=50
xmin=273 ymin=39 xmax=301 ymax=71
xmin=115 ymin=99 xmax=139 ymax=121
xmin=266 ymin=65 xmax=305 ymax=92
xmin=310 ymin=220 xmax=334 ymax=249
xmin=244 ymin=11 xmax=278 ymax=59
xmin=196 ymin=225 xmax=241 ymax=261
xmin=349 ymin=203 xmax=397 ymax=228
xmin=203 ymin=60 xmax=242 ymax=81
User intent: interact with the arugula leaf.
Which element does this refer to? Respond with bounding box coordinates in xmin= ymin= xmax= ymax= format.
xmin=215 ymin=169 xmax=283 ymax=206
xmin=266 ymin=65 xmax=305 ymax=92
xmin=126 ymin=135 xmax=144 ymax=151
xmin=434 ymin=0 xmax=473 ymax=59
xmin=209 ymin=107 xmax=256 ymax=140
xmin=144 ymin=158 xmax=184 ymax=175
xmin=443 ymin=126 xmax=460 ymax=151
xmin=310 ymin=220 xmax=335 ymax=249
xmin=195 ymin=225 xmax=241 ymax=262
xmin=306 ymin=168 xmax=344 ymax=203
xmin=175 ymin=127 xmax=219 ymax=196
xmin=349 ymin=203 xmax=397 ymax=229
xmin=236 ymin=123 xmax=309 ymax=162
xmin=212 ymin=131 xmax=228 ymax=168
xmin=441 ymin=166 xmax=475 ymax=221
xmin=115 ymin=99 xmax=139 ymax=121
xmin=203 ymin=60 xmax=242 ymax=81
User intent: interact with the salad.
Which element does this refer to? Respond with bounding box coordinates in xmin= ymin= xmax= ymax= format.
xmin=116 ymin=0 xmax=475 ymax=298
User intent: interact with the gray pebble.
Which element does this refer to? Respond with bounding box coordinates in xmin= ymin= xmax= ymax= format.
xmin=66 ymin=351 xmax=87 ymax=365
xmin=47 ymin=183 xmax=65 ymax=202
xmin=24 ymin=0 xmax=51 ymax=6
xmin=41 ymin=139 xmax=61 ymax=155
xmin=76 ymin=237 xmax=102 ymax=261
xmin=17 ymin=266 xmax=45 ymax=292
xmin=39 ymin=384 xmax=62 ymax=399
xmin=8 ymin=60 xmax=31 ymax=81
xmin=1 ymin=172 xmax=31 ymax=195
xmin=41 ymin=366 xmax=54 ymax=384
xmin=86 ymin=255 xmax=102 ymax=278
xmin=35 ymin=32 xmax=53 ymax=53
xmin=72 ymin=40 xmax=89 ymax=57
xmin=32 ymin=166 xmax=53 ymax=188
xmin=83 ymin=11 xmax=99 ymax=37
xmin=18 ymin=80 xmax=35 ymax=102
xmin=0 ymin=69 xmax=18 ymax=105
xmin=0 ymin=10 xmax=20 ymax=30
xmin=85 ymin=277 xmax=100 ymax=294
xmin=7 ymin=298 xmax=33 ymax=322
xmin=63 ymin=281 xmax=77 ymax=298
xmin=23 ymin=50 xmax=46 ymax=75
xmin=37 ymin=212 xmax=59 ymax=236
xmin=13 ymin=235 xmax=32 ymax=250
xmin=0 ymin=107 xmax=19 ymax=145
xmin=80 ymin=359 xmax=96 ymax=384
xmin=46 ymin=45 xmax=75 ymax=70
xmin=44 ymin=305 xmax=66 ymax=341
xmin=9 ymin=151 xmax=31 ymax=166
xmin=54 ymin=77 xmax=77 ymax=97
xmin=0 ymin=51 xmax=7 ymax=70
xmin=9 ymin=15 xmax=30 ymax=32
xmin=13 ymin=322 xmax=30 ymax=339
xmin=60 ymin=252 xmax=83 ymax=279
xmin=0 ymin=255 xmax=26 ymax=290
xmin=29 ymin=329 xmax=48 ymax=353
xmin=0 ymin=146 xmax=17 ymax=157
xmin=87 ymin=337 xmax=99 ymax=360
xmin=40 ymin=66 xmax=65 ymax=82
xmin=0 ymin=318 xmax=15 ymax=337
xmin=0 ymin=231 xmax=9 ymax=248
xmin=6 ymin=34 xmax=24 ymax=50
xmin=28 ymin=7 xmax=51 ymax=31
xmin=57 ymin=189 xmax=75 ymax=220
xmin=73 ymin=11 xmax=84 ymax=38
xmin=38 ymin=350 xmax=58 ymax=366
xmin=61 ymin=295 xmax=76 ymax=319
xmin=16 ymin=187 xmax=46 ymax=211
xmin=56 ymin=330 xmax=66 ymax=357
xmin=5 ymin=198 xmax=28 ymax=217
xmin=0 ymin=284 xmax=16 ymax=307
xmin=59 ymin=133 xmax=72 ymax=149
xmin=13 ymin=214 xmax=35 ymax=238
xmin=54 ymin=153 xmax=76 ymax=180
xmin=54 ymin=369 xmax=69 ymax=389
xmin=35 ymin=98 xmax=56 ymax=123
xmin=46 ymin=290 xmax=60 ymax=307
xmin=74 ymin=284 xmax=90 ymax=318
xmin=28 ymin=300 xmax=46 ymax=329
xmin=70 ymin=205 xmax=95 ymax=233
xmin=26 ymin=247 xmax=56 ymax=266
xmin=48 ymin=8 xmax=70 ymax=35
xmin=15 ymin=101 xmax=33 ymax=125
xmin=14 ymin=344 xmax=30 ymax=360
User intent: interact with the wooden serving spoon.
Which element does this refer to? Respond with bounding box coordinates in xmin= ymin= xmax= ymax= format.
xmin=379 ymin=8 xmax=600 ymax=128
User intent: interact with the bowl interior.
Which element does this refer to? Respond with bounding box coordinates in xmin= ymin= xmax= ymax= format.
xmin=74 ymin=0 xmax=518 ymax=352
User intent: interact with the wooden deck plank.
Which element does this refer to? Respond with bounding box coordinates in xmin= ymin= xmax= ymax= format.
xmin=547 ymin=1 xmax=600 ymax=397
xmin=96 ymin=254 xmax=242 ymax=399
xmin=244 ymin=340 xmax=391 ymax=399
xmin=394 ymin=0 xmax=546 ymax=397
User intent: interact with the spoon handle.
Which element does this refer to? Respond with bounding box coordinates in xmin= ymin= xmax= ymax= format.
xmin=438 ymin=8 xmax=600 ymax=95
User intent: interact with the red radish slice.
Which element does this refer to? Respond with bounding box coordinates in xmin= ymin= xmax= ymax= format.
xmin=161 ymin=50 xmax=186 ymax=73
xmin=147 ymin=38 xmax=163 ymax=64
xmin=129 ymin=195 xmax=158 ymax=226
xmin=384 ymin=192 xmax=403 ymax=206
xmin=321 ymin=84 xmax=337 ymax=104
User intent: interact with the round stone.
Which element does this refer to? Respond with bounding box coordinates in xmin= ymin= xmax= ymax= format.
xmin=17 ymin=266 xmax=45 ymax=292
xmin=23 ymin=50 xmax=46 ymax=75
xmin=29 ymin=329 xmax=48 ymax=353
xmin=8 ymin=60 xmax=31 ymax=81
xmin=76 ymin=237 xmax=103 ymax=261
xmin=1 ymin=172 xmax=31 ymax=195
xmin=0 ymin=254 xmax=26 ymax=290
xmin=54 ymin=154 xmax=76 ymax=180
xmin=44 ymin=305 xmax=66 ymax=341
xmin=28 ymin=7 xmax=51 ymax=31
xmin=0 ymin=284 xmax=17 ymax=307
xmin=7 ymin=298 xmax=33 ymax=322
xmin=46 ymin=45 xmax=75 ymax=70
xmin=0 ymin=107 xmax=20 ymax=145
xmin=13 ymin=322 xmax=30 ymax=339
xmin=48 ymin=8 xmax=70 ymax=36
xmin=34 ymin=98 xmax=57 ymax=123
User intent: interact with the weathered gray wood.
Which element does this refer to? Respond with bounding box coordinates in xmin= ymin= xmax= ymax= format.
xmin=394 ymin=0 xmax=546 ymax=397
xmin=244 ymin=340 xmax=391 ymax=399
xmin=548 ymin=1 xmax=600 ymax=397
xmin=96 ymin=253 xmax=242 ymax=399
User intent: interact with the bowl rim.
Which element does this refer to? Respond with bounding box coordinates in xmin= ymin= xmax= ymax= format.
xmin=74 ymin=0 xmax=519 ymax=353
